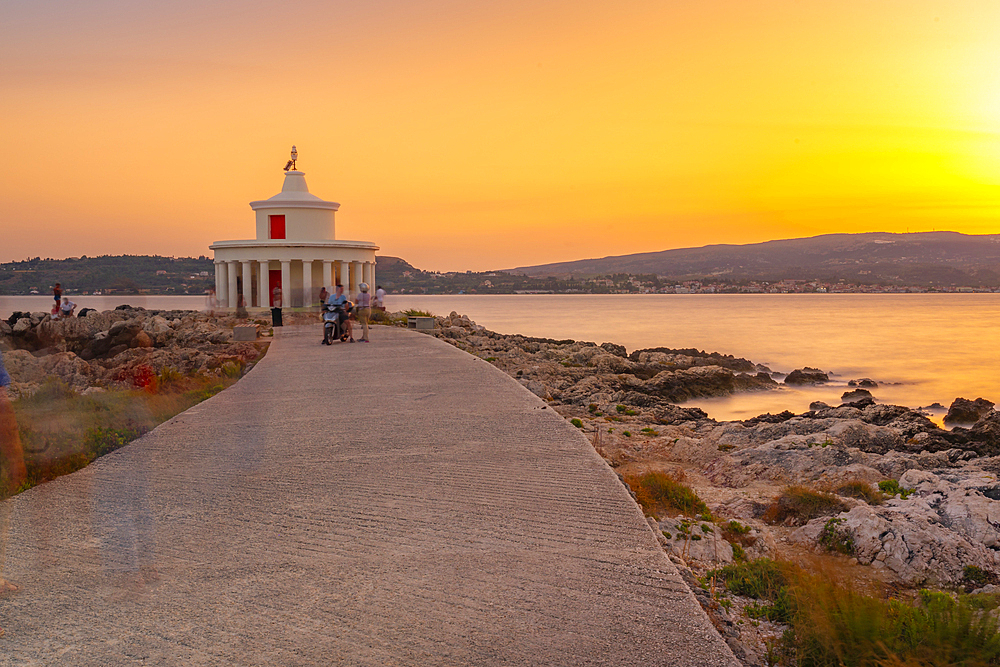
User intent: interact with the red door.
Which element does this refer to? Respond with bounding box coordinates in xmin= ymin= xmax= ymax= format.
xmin=269 ymin=215 xmax=286 ymax=239
xmin=269 ymin=270 xmax=282 ymax=307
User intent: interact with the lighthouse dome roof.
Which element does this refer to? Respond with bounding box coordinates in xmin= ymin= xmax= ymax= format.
xmin=250 ymin=170 xmax=339 ymax=211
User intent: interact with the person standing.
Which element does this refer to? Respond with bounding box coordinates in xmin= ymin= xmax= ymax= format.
xmin=271 ymin=285 xmax=283 ymax=327
xmin=355 ymin=283 xmax=371 ymax=342
xmin=318 ymin=286 xmax=328 ymax=308
xmin=53 ymin=283 xmax=62 ymax=309
xmin=375 ymin=285 xmax=386 ymax=311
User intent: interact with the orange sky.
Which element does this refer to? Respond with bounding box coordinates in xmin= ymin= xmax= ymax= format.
xmin=3 ymin=0 xmax=1000 ymax=271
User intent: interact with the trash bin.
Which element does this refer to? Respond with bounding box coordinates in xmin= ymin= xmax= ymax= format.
xmin=271 ymin=307 xmax=283 ymax=327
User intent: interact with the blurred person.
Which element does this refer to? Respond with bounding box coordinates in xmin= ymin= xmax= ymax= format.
xmin=53 ymin=283 xmax=62 ymax=308
xmin=0 ymin=350 xmax=28 ymax=636
xmin=271 ymin=285 xmax=283 ymax=327
xmin=205 ymin=287 xmax=218 ymax=316
xmin=375 ymin=285 xmax=386 ymax=310
xmin=0 ymin=351 xmax=27 ymax=496
xmin=355 ymin=283 xmax=371 ymax=342
xmin=235 ymin=293 xmax=248 ymax=320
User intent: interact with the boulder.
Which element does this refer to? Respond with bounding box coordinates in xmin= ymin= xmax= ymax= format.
xmin=784 ymin=367 xmax=829 ymax=385
xmin=944 ymin=397 xmax=995 ymax=424
xmin=848 ymin=378 xmax=878 ymax=388
xmin=130 ymin=331 xmax=154 ymax=348
xmin=842 ymin=389 xmax=873 ymax=402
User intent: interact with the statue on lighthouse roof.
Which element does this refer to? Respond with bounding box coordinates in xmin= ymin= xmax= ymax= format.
xmin=283 ymin=145 xmax=298 ymax=171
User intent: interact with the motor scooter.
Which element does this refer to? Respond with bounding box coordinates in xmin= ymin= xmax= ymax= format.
xmin=322 ymin=302 xmax=350 ymax=344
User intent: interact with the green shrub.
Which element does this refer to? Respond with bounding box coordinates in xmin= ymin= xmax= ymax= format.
xmin=712 ymin=558 xmax=1000 ymax=666
xmin=731 ymin=543 xmax=747 ymax=561
xmin=570 ymin=418 xmax=583 ymax=429
xmin=220 ymin=360 xmax=244 ymax=378
xmin=623 ymin=430 xmax=632 ymax=437
xmin=22 ymin=377 xmax=76 ymax=404
xmin=588 ymin=403 xmax=599 ymax=413
xmin=624 ymin=472 xmax=711 ymax=519
xmin=792 ymin=581 xmax=1000 ymax=667
xmin=641 ymin=427 xmax=659 ymax=435
xmin=879 ymin=479 xmax=915 ymax=499
xmin=835 ymin=480 xmax=884 ymax=505
xmin=819 ymin=517 xmax=854 ymax=555
xmin=763 ymin=486 xmax=848 ymax=526
xmin=963 ymin=565 xmax=997 ymax=591
xmin=711 ymin=559 xmax=793 ymax=623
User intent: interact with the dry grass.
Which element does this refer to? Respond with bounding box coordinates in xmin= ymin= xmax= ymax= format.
xmin=763 ymin=485 xmax=849 ymax=526
xmin=623 ymin=470 xmax=711 ymax=519
xmin=3 ymin=372 xmax=243 ymax=499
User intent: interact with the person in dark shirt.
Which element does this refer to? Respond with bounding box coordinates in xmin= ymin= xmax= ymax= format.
xmin=53 ymin=283 xmax=62 ymax=308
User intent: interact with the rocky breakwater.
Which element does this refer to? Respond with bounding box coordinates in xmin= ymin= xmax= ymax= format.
xmin=419 ymin=313 xmax=1000 ymax=589
xmin=430 ymin=311 xmax=778 ymax=410
xmin=0 ymin=307 xmax=269 ymax=395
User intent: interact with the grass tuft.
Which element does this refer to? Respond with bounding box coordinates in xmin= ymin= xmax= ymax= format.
xmin=879 ymin=479 xmax=915 ymax=499
xmin=836 ymin=480 xmax=884 ymax=505
xmin=763 ymin=486 xmax=848 ymax=526
xmin=623 ymin=471 xmax=711 ymax=519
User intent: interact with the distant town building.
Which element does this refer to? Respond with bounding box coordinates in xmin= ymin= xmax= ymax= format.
xmin=210 ymin=147 xmax=379 ymax=309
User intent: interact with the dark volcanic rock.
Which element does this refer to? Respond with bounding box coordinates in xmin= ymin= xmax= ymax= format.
xmin=599 ymin=342 xmax=627 ymax=358
xmin=944 ymin=411 xmax=1000 ymax=456
xmin=810 ymin=401 xmax=831 ymax=410
xmin=628 ymin=347 xmax=756 ymax=372
xmin=944 ymin=397 xmax=995 ymax=425
xmin=784 ymin=367 xmax=829 ymax=385
xmin=742 ymin=411 xmax=796 ymax=426
xmin=848 ymin=378 xmax=878 ymax=388
xmin=651 ymin=404 xmax=710 ymax=425
xmin=841 ymin=397 xmax=875 ymax=409
xmin=842 ymin=389 xmax=874 ymax=402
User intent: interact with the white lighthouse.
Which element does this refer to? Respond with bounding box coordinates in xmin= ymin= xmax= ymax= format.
xmin=210 ymin=147 xmax=379 ymax=309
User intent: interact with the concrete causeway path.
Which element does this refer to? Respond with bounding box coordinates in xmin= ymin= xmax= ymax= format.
xmin=0 ymin=325 xmax=738 ymax=666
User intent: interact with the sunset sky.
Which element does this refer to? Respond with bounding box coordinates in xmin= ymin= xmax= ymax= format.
xmin=3 ymin=0 xmax=1000 ymax=271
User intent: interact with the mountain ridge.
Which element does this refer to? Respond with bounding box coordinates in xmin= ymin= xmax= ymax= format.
xmin=505 ymin=231 xmax=1000 ymax=286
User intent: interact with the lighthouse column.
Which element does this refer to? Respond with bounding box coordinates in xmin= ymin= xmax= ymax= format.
xmin=227 ymin=261 xmax=239 ymax=312
xmin=241 ymin=261 xmax=252 ymax=308
xmin=302 ymin=260 xmax=314 ymax=308
xmin=281 ymin=261 xmax=292 ymax=307
xmin=258 ymin=261 xmax=269 ymax=308
xmin=215 ymin=262 xmax=225 ymax=306
xmin=323 ymin=261 xmax=333 ymax=291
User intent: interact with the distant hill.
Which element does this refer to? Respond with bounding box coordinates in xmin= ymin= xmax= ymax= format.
xmin=0 ymin=255 xmax=216 ymax=296
xmin=506 ymin=232 xmax=1000 ymax=286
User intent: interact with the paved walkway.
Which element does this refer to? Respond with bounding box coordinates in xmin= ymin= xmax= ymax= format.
xmin=0 ymin=325 xmax=738 ymax=666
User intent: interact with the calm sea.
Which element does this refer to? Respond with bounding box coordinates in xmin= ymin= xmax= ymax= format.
xmin=3 ymin=293 xmax=998 ymax=422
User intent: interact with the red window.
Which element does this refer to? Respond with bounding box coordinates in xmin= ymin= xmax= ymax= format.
xmin=269 ymin=215 xmax=286 ymax=240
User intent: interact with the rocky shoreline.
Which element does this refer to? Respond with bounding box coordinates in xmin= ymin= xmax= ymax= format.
xmin=0 ymin=307 xmax=269 ymax=396
xmin=425 ymin=311 xmax=1000 ymax=663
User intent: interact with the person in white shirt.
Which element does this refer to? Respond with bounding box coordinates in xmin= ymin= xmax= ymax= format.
xmin=59 ymin=297 xmax=76 ymax=318
xmin=375 ymin=285 xmax=386 ymax=310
